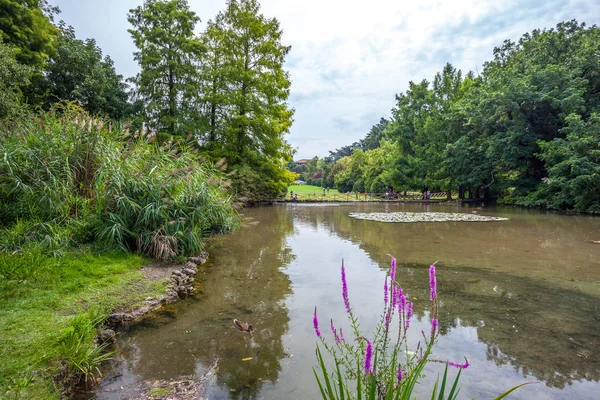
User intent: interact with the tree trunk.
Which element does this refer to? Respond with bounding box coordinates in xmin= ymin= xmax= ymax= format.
xmin=458 ymin=185 xmax=465 ymax=200
xmin=237 ymin=41 xmax=250 ymax=163
xmin=168 ymin=67 xmax=176 ymax=136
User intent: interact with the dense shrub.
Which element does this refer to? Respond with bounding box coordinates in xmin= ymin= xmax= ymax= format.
xmin=370 ymin=176 xmax=387 ymax=193
xmin=0 ymin=106 xmax=238 ymax=259
xmin=352 ymin=178 xmax=365 ymax=193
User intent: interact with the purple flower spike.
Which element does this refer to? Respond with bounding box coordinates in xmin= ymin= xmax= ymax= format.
xmin=429 ymin=264 xmax=437 ymax=302
xmin=331 ymin=319 xmax=342 ymax=343
xmin=397 ymin=366 xmax=404 ymax=383
xmin=385 ymin=308 xmax=392 ymax=329
xmin=313 ymin=307 xmax=321 ymax=337
xmin=405 ymin=301 xmax=413 ymax=329
xmin=446 ymin=357 xmax=470 ymax=369
xmin=384 ymin=276 xmax=389 ymax=306
xmin=390 ymin=257 xmax=397 ymax=283
xmin=364 ymin=339 xmax=373 ymax=375
xmin=341 ymin=260 xmax=351 ymax=313
xmin=397 ymin=288 xmax=405 ymax=314
xmin=339 ymin=328 xmax=345 ymax=342
xmin=431 ymin=317 xmax=438 ymax=336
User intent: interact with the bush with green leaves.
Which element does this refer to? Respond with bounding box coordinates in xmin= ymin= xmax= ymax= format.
xmin=0 ymin=106 xmax=238 ymax=259
xmin=520 ymin=113 xmax=600 ymax=213
xmin=0 ymin=41 xmax=33 ymax=119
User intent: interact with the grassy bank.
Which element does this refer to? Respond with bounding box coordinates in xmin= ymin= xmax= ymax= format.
xmin=0 ymin=108 xmax=238 ymax=398
xmin=0 ymin=249 xmax=167 ymax=399
xmin=288 ymin=184 xmax=340 ymax=194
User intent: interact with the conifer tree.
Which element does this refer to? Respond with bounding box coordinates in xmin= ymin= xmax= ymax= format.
xmin=128 ymin=0 xmax=202 ymax=137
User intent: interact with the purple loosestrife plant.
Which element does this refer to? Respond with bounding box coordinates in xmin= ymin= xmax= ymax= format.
xmin=364 ymin=339 xmax=373 ymax=375
xmin=312 ymin=256 xmax=523 ymax=400
xmin=313 ymin=307 xmax=321 ymax=338
xmin=429 ymin=263 xmax=437 ymax=302
xmin=341 ymin=260 xmax=351 ymax=313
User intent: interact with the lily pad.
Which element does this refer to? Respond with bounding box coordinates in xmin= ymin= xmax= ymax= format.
xmin=348 ymin=212 xmax=508 ymax=223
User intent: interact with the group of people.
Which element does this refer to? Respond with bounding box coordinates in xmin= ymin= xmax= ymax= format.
xmin=422 ymin=189 xmax=431 ymax=200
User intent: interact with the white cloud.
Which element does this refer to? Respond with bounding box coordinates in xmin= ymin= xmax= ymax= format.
xmin=53 ymin=0 xmax=600 ymax=159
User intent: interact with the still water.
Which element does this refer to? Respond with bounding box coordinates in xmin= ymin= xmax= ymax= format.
xmin=96 ymin=203 xmax=600 ymax=399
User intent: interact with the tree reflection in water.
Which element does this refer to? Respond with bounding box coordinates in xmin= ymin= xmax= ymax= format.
xmin=99 ymin=206 xmax=296 ymax=399
xmin=291 ymin=203 xmax=600 ymax=390
xmin=97 ymin=204 xmax=600 ymax=399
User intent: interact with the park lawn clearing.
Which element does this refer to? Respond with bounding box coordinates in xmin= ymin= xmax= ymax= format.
xmin=0 ymin=249 xmax=168 ymax=399
xmin=288 ymin=184 xmax=340 ymax=194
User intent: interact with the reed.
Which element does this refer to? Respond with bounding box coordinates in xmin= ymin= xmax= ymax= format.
xmin=0 ymin=104 xmax=238 ymax=261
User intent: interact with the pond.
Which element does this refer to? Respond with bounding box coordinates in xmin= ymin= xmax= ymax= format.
xmin=94 ymin=203 xmax=600 ymax=399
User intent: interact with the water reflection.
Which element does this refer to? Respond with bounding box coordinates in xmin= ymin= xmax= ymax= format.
xmin=388 ymin=263 xmax=600 ymax=390
xmin=96 ymin=204 xmax=600 ymax=400
xmin=97 ymin=206 xmax=296 ymax=399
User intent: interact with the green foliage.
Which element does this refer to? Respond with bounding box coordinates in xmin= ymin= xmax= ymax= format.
xmin=42 ymin=27 xmax=132 ymax=120
xmin=0 ymin=249 xmax=160 ymax=399
xmin=326 ymin=20 xmax=600 ymax=211
xmin=198 ymin=0 xmax=296 ymax=199
xmin=0 ymin=0 xmax=59 ymax=69
xmin=96 ymin=133 xmax=238 ymax=258
xmin=522 ymin=113 xmax=600 ymax=212
xmin=57 ymin=310 xmax=113 ymax=386
xmin=0 ymin=107 xmax=238 ymax=259
xmin=128 ymin=0 xmax=203 ymax=137
xmin=0 ymin=41 xmax=32 ymax=118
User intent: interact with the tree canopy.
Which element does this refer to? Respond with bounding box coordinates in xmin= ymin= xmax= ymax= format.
xmin=0 ymin=0 xmax=59 ymax=69
xmin=128 ymin=0 xmax=203 ymax=137
xmin=306 ymin=20 xmax=600 ymax=212
xmin=43 ymin=27 xmax=132 ymax=119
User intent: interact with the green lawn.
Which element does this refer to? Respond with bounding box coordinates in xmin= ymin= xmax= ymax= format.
xmin=288 ymin=184 xmax=339 ymax=194
xmin=0 ymin=249 xmax=167 ymax=399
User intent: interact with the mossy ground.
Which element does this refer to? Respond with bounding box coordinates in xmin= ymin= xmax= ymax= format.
xmin=0 ymin=249 xmax=168 ymax=399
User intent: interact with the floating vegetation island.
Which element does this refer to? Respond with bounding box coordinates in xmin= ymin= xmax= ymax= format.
xmin=348 ymin=212 xmax=509 ymax=223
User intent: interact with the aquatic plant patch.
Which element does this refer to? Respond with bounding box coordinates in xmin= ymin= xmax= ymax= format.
xmin=348 ymin=212 xmax=508 ymax=223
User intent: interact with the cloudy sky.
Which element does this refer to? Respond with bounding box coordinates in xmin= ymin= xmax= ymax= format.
xmin=53 ymin=0 xmax=600 ymax=159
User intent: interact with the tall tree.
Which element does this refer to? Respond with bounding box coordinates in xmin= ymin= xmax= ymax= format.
xmin=208 ymin=0 xmax=295 ymax=198
xmin=0 ymin=41 xmax=32 ymax=118
xmin=43 ymin=27 xmax=132 ymax=119
xmin=197 ymin=15 xmax=228 ymax=150
xmin=0 ymin=0 xmax=59 ymax=69
xmin=362 ymin=117 xmax=389 ymax=150
xmin=128 ymin=0 xmax=202 ymax=137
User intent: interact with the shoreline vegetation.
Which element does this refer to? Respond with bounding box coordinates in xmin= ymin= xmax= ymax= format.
xmin=0 ymin=0 xmax=598 ymax=399
xmin=287 ymin=20 xmax=600 ymax=215
xmin=0 ymin=108 xmax=238 ymax=398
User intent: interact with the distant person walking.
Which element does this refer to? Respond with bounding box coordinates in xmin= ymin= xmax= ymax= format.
xmin=427 ymin=190 xmax=431 ymax=200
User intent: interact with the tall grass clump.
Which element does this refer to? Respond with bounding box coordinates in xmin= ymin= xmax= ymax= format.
xmin=0 ymin=104 xmax=238 ymax=265
xmin=56 ymin=309 xmax=114 ymax=389
xmin=313 ymin=257 xmax=531 ymax=399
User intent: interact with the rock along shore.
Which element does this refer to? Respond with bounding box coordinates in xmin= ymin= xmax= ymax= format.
xmin=99 ymin=253 xmax=208 ymax=337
